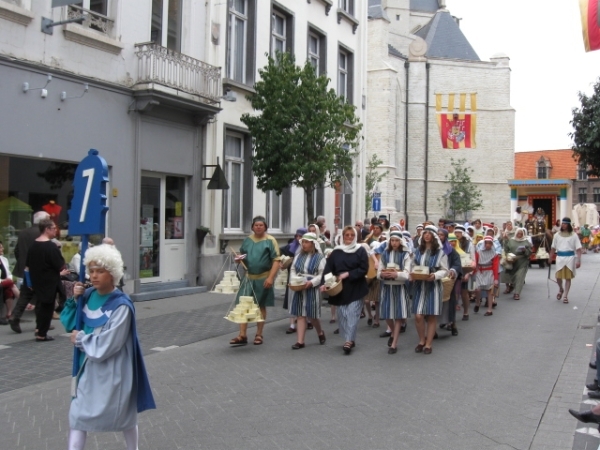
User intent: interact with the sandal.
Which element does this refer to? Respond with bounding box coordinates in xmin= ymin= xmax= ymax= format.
xmin=367 ymin=318 xmax=373 ymax=326
xmin=563 ymin=297 xmax=569 ymax=304
xmin=343 ymin=342 xmax=353 ymax=355
xmin=291 ymin=342 xmax=305 ymax=349
xmin=35 ymin=335 xmax=55 ymax=342
xmin=372 ymin=322 xmax=380 ymax=328
xmin=484 ymin=311 xmax=493 ymax=316
xmin=253 ymin=335 xmax=263 ymax=345
xmin=503 ymin=285 xmax=514 ymax=294
xmin=513 ymin=294 xmax=520 ymax=301
xmin=229 ymin=336 xmax=248 ymax=346
xmin=557 ymin=290 xmax=564 ymax=301
xmin=318 ymin=332 xmax=326 ymax=345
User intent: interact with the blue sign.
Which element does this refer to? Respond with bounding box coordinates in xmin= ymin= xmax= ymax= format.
xmin=372 ymin=197 xmax=381 ymax=212
xmin=68 ymin=149 xmax=109 ymax=236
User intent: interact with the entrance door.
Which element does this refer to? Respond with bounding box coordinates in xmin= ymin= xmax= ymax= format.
xmin=140 ymin=174 xmax=187 ymax=282
xmin=532 ymin=198 xmax=553 ymax=229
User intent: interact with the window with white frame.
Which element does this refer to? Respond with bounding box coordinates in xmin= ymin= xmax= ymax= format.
xmin=339 ymin=0 xmax=354 ymax=15
xmin=308 ymin=27 xmax=326 ymax=76
xmin=151 ymin=0 xmax=182 ymax=51
xmin=71 ymin=0 xmax=111 ymax=33
xmin=227 ymin=0 xmax=248 ymax=83
xmin=224 ymin=133 xmax=245 ymax=231
xmin=266 ymin=191 xmax=283 ymax=231
xmin=536 ymin=156 xmax=551 ymax=179
xmin=338 ymin=47 xmax=354 ymax=103
xmin=272 ymin=11 xmax=286 ymax=54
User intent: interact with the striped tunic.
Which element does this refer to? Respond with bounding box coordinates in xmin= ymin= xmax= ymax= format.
xmin=411 ymin=248 xmax=449 ymax=316
xmin=474 ymin=247 xmax=498 ymax=290
xmin=289 ymin=251 xmax=325 ymax=318
xmin=378 ymin=249 xmax=411 ymax=319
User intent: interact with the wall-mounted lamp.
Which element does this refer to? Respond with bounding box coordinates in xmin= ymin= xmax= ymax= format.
xmin=222 ymin=87 xmax=236 ymax=102
xmin=41 ymin=14 xmax=86 ymax=35
xmin=61 ymin=83 xmax=89 ymax=101
xmin=202 ymin=157 xmax=229 ymax=190
xmin=23 ymin=74 xmax=52 ymax=98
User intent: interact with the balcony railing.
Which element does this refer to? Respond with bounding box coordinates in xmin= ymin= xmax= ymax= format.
xmin=67 ymin=4 xmax=114 ymax=34
xmin=135 ymin=43 xmax=221 ymax=104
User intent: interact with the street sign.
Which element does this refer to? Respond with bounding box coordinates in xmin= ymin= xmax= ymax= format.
xmin=372 ymin=197 xmax=381 ymax=212
xmin=373 ymin=192 xmax=381 ymax=198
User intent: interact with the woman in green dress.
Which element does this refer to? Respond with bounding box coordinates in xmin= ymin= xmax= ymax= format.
xmin=501 ymin=227 xmax=532 ymax=300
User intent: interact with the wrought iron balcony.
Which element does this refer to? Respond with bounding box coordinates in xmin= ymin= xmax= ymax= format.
xmin=67 ymin=4 xmax=114 ymax=34
xmin=134 ymin=43 xmax=221 ymax=104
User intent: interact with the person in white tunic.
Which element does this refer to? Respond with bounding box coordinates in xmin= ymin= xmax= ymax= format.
xmin=549 ymin=217 xmax=582 ymax=304
xmin=61 ymin=244 xmax=155 ymax=450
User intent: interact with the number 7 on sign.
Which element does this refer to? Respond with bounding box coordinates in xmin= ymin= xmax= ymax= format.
xmin=79 ymin=168 xmax=94 ymax=222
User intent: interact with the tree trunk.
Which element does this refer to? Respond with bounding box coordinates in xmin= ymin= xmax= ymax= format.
xmin=305 ymin=187 xmax=315 ymax=225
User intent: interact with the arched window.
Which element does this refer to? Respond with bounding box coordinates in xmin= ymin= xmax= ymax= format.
xmin=536 ymin=156 xmax=551 ymax=179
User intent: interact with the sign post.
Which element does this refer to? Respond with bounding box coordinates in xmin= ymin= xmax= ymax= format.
xmin=372 ymin=191 xmax=381 ymax=213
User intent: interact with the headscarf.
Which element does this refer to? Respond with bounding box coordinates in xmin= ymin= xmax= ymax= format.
xmin=437 ymin=228 xmax=453 ymax=256
xmin=289 ymin=227 xmax=307 ymax=254
xmin=418 ymin=225 xmax=443 ymax=248
xmin=513 ymin=227 xmax=529 ymax=242
xmin=300 ymin=232 xmax=321 ymax=253
xmin=388 ymin=230 xmax=409 ymax=252
xmin=449 ymin=233 xmax=466 ymax=255
xmin=333 ymin=227 xmax=361 ymax=253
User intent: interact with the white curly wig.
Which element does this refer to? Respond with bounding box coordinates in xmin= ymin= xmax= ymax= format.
xmin=83 ymin=244 xmax=124 ymax=283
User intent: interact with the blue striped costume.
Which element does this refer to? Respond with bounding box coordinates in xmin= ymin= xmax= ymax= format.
xmin=411 ymin=248 xmax=449 ymax=316
xmin=378 ymin=249 xmax=411 ymax=319
xmin=289 ymin=251 xmax=325 ymax=318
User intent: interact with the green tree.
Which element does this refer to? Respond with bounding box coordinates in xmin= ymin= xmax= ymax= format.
xmin=364 ymin=153 xmax=388 ymax=216
xmin=240 ymin=52 xmax=362 ymax=221
xmin=570 ymin=77 xmax=600 ymax=175
xmin=438 ymin=158 xmax=483 ymax=221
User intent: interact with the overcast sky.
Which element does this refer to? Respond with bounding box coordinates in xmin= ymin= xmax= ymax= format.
xmin=448 ymin=0 xmax=600 ymax=152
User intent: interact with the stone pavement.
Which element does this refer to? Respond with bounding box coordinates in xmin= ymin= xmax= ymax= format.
xmin=1 ymin=256 xmax=600 ymax=450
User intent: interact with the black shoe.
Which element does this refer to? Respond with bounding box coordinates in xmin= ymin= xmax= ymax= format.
xmin=439 ymin=323 xmax=447 ymax=329
xmin=587 ymin=380 xmax=599 ymax=391
xmin=451 ymin=326 xmax=458 ymax=336
xmin=379 ymin=331 xmax=392 ymax=338
xmin=388 ymin=347 xmax=397 ymax=354
xmin=474 ymin=305 xmax=479 ymax=313
xmin=9 ymin=319 xmax=22 ymax=334
xmin=569 ymin=409 xmax=600 ymax=424
xmin=0 ymin=318 xmax=8 ymax=325
xmin=400 ymin=323 xmax=407 ymax=333
xmin=285 ymin=327 xmax=296 ymax=334
xmin=333 ymin=328 xmax=339 ymax=334
xmin=462 ymin=315 xmax=469 ymax=321
xmin=307 ymin=323 xmax=313 ymax=330
xmin=433 ymin=332 xmax=438 ymax=340
xmin=591 ymin=362 xmax=597 ymax=370
xmin=588 ymin=390 xmax=600 ymax=399
xmin=387 ymin=336 xmax=393 ymax=347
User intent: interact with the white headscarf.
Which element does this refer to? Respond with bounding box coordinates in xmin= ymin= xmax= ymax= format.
xmin=513 ymin=227 xmax=529 ymax=242
xmin=333 ymin=228 xmax=361 ymax=253
xmin=417 ymin=225 xmax=443 ymax=248
xmin=300 ymin=232 xmax=322 ymax=254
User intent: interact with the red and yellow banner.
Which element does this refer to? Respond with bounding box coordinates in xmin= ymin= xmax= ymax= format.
xmin=436 ymin=93 xmax=477 ymax=149
xmin=579 ymin=0 xmax=600 ymax=52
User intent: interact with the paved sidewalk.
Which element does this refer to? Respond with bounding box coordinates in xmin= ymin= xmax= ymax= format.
xmin=1 ymin=257 xmax=600 ymax=449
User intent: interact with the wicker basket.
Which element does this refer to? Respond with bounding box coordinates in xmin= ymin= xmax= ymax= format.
xmin=324 ymin=279 xmax=343 ymax=296
xmin=442 ymin=277 xmax=454 ymax=302
xmin=288 ymin=283 xmax=305 ymax=292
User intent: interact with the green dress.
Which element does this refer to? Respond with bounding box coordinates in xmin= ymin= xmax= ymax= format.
xmin=237 ymin=234 xmax=280 ymax=307
xmin=501 ymin=238 xmax=532 ymax=295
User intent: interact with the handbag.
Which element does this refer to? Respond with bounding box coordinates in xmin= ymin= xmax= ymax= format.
xmin=536 ymin=237 xmax=549 ymax=259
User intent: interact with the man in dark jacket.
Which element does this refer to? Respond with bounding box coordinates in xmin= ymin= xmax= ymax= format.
xmin=9 ymin=211 xmax=49 ymax=333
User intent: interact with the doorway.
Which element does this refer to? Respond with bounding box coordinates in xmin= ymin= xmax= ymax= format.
xmin=139 ymin=174 xmax=187 ymax=282
xmin=532 ymin=198 xmax=554 ymax=229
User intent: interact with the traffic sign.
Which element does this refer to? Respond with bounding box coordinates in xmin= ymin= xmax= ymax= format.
xmin=373 ymin=192 xmax=381 ymax=198
xmin=372 ymin=197 xmax=381 ymax=212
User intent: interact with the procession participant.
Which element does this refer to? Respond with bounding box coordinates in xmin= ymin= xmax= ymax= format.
xmin=230 ymin=216 xmax=281 ymax=346
xmin=320 ymin=226 xmax=369 ymax=355
xmin=364 ymin=222 xmax=384 ymax=246
xmin=61 ymin=244 xmax=155 ymax=450
xmin=501 ymin=228 xmax=532 ymax=301
xmin=592 ymin=226 xmax=600 ymax=253
xmin=315 ymin=216 xmax=333 ymax=249
xmin=378 ymin=231 xmax=411 ymax=354
xmin=437 ymin=229 xmax=462 ymax=336
xmin=402 ymin=230 xmax=414 ymax=255
xmin=410 ymin=225 xmax=449 ymax=355
xmin=581 ymin=224 xmax=591 ymax=254
xmin=474 ymin=236 xmax=500 ymax=316
xmin=472 ymin=219 xmax=484 ymax=236
xmin=513 ymin=206 xmax=524 ymax=227
xmin=412 ymin=224 xmax=424 ymax=249
xmin=447 ymin=234 xmax=464 ymax=334
xmin=280 ymin=228 xmax=307 ymax=334
xmin=288 ymin=233 xmax=326 ymax=349
xmin=455 ymin=225 xmax=476 ymax=320
xmin=549 ymin=218 xmax=582 ymax=304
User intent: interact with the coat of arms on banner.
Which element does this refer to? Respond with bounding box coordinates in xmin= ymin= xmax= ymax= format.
xmin=436 ymin=93 xmax=477 ymax=149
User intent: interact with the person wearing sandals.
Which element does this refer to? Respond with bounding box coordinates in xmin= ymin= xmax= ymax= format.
xmin=288 ymin=233 xmax=326 ymax=349
xmin=437 ymin=230 xmax=462 ymax=335
xmin=473 ymin=236 xmax=500 ymax=316
xmin=230 ymin=216 xmax=281 ymax=347
xmin=501 ymin=228 xmax=532 ymax=301
xmin=280 ymin=228 xmax=307 ymax=335
xmin=378 ymin=231 xmax=411 ymax=354
xmin=549 ymin=217 xmax=582 ymax=304
xmin=410 ymin=225 xmax=449 ymax=355
xmin=320 ymin=226 xmax=369 ymax=355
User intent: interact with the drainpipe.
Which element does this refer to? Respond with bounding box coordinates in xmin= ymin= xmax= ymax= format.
xmin=423 ymin=62 xmax=430 ymax=221
xmin=403 ymin=61 xmax=410 ymax=229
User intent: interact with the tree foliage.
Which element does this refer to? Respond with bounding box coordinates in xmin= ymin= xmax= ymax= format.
xmin=570 ymin=78 xmax=600 ymax=176
xmin=438 ymin=158 xmax=483 ymax=221
xmin=240 ymin=52 xmax=362 ymax=221
xmin=364 ymin=153 xmax=388 ymax=216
